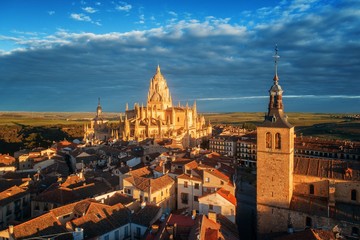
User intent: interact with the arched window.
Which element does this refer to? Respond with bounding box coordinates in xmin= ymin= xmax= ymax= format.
xmin=305 ymin=217 xmax=312 ymax=228
xmin=351 ymin=189 xmax=357 ymax=201
xmin=266 ymin=132 xmax=272 ymax=148
xmin=275 ymin=133 xmax=281 ymax=149
xmin=309 ymin=184 xmax=314 ymax=195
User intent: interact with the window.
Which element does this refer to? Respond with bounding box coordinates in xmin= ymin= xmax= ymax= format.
xmin=181 ymin=193 xmax=189 ymax=204
xmin=194 ymin=183 xmax=200 ymax=189
xmin=153 ymin=197 xmax=156 ymax=203
xmin=144 ymin=197 xmax=148 ymax=202
xmin=161 ymin=191 xmax=163 ymax=197
xmin=184 ymin=181 xmax=188 ymax=188
xmin=114 ymin=230 xmax=120 ymax=240
xmin=177 ymin=117 xmax=180 ymax=122
xmin=194 ymin=196 xmax=198 ymax=202
xmin=309 ymin=184 xmax=314 ymax=195
xmin=352 ymin=227 xmax=359 ymax=236
xmin=266 ymin=132 xmax=272 ymax=148
xmin=205 ymin=177 xmax=210 ymax=183
xmin=125 ymin=226 xmax=129 ymax=237
xmin=220 ymin=180 xmax=224 ymax=185
xmin=305 ymin=217 xmax=312 ymax=228
xmin=186 ymin=169 xmax=191 ymax=174
xmin=104 ymin=235 xmax=109 ymax=240
xmin=352 ymin=189 xmax=357 ymax=201
xmin=126 ymin=188 xmax=131 ymax=195
xmin=136 ymin=227 xmax=141 ymax=238
xmin=209 ymin=204 xmax=213 ymax=210
xmin=275 ymin=133 xmax=281 ymax=149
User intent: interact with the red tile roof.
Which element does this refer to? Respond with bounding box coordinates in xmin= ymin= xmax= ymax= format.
xmin=216 ymin=188 xmax=236 ymax=205
xmin=13 ymin=212 xmax=68 ymax=240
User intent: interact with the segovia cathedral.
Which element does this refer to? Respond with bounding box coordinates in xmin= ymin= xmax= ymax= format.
xmin=84 ymin=65 xmax=212 ymax=147
xmin=119 ymin=65 xmax=212 ymax=147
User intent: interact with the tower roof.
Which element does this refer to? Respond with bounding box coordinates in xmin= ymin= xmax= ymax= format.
xmin=262 ymin=45 xmax=292 ymax=128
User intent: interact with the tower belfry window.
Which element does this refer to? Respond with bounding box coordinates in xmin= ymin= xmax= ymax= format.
xmin=266 ymin=132 xmax=272 ymax=148
xmin=275 ymin=133 xmax=281 ymax=149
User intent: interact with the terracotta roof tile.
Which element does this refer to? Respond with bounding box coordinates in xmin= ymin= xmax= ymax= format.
xmin=13 ymin=212 xmax=68 ymax=240
xmin=216 ymin=188 xmax=236 ymax=205
xmin=0 ymin=185 xmax=28 ymax=206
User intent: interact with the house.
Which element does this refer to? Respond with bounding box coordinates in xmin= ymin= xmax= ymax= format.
xmin=177 ymin=173 xmax=203 ymax=211
xmin=188 ymin=212 xmax=239 ymax=240
xmin=0 ymin=186 xmax=30 ymax=230
xmin=123 ymin=174 xmax=176 ymax=213
xmin=31 ymin=174 xmax=113 ymax=217
xmin=198 ymin=188 xmax=236 ymax=223
xmin=0 ymin=154 xmax=16 ymax=174
xmin=131 ymin=204 xmax=162 ymax=239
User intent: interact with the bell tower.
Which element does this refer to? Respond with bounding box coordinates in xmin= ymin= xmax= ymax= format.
xmin=256 ymin=46 xmax=295 ymax=235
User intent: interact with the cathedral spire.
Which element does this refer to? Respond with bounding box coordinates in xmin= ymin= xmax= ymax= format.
xmin=156 ymin=64 xmax=161 ymax=73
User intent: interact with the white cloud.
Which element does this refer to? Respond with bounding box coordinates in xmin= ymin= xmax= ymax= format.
xmin=1 ymin=0 xmax=359 ymax=113
xmin=48 ymin=11 xmax=55 ymax=15
xmin=168 ymin=11 xmax=178 ymax=17
xmin=82 ymin=7 xmax=97 ymax=13
xmin=138 ymin=14 xmax=145 ymax=24
xmin=70 ymin=13 xmax=92 ymax=22
xmin=116 ymin=2 xmax=132 ymax=12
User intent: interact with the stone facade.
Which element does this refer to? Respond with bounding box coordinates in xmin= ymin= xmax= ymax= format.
xmin=119 ymin=66 xmax=212 ymax=148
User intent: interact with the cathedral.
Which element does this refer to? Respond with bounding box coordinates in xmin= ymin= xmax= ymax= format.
xmin=256 ymin=47 xmax=360 ymax=238
xmin=119 ymin=65 xmax=212 ymax=147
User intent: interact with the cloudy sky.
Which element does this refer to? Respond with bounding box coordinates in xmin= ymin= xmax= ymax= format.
xmin=0 ymin=0 xmax=359 ymax=113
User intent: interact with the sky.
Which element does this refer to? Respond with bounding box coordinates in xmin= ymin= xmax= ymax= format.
xmin=0 ymin=0 xmax=359 ymax=113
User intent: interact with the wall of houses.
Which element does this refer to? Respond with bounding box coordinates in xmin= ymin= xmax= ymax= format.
xmin=177 ymin=176 xmax=202 ymax=211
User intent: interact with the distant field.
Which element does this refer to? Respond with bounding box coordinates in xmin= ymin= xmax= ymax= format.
xmin=204 ymin=112 xmax=360 ymax=141
xmin=0 ymin=111 xmax=359 ymax=141
xmin=0 ymin=112 xmax=120 ymax=126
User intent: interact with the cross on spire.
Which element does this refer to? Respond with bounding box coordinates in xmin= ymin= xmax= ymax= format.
xmin=273 ymin=44 xmax=280 ymax=82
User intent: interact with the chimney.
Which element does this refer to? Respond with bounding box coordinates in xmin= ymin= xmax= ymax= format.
xmin=192 ymin=210 xmax=196 ymax=220
xmin=208 ymin=211 xmax=217 ymax=223
xmin=72 ymin=228 xmax=84 ymax=240
xmin=162 ymin=162 xmax=166 ymax=174
xmin=173 ymin=223 xmax=177 ymax=237
xmin=8 ymin=225 xmax=14 ymax=235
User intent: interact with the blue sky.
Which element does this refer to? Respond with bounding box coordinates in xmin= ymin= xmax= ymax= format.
xmin=0 ymin=0 xmax=359 ymax=113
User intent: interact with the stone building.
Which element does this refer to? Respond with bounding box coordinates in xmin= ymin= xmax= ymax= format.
xmin=83 ymin=98 xmax=112 ymax=144
xmin=119 ymin=65 xmax=212 ymax=148
xmin=256 ymin=47 xmax=360 ymax=239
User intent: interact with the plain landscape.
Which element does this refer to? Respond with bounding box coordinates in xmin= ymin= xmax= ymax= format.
xmin=0 ymin=111 xmax=358 ymax=156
